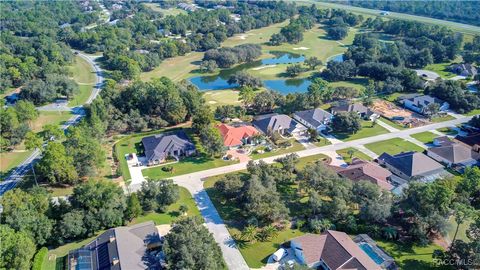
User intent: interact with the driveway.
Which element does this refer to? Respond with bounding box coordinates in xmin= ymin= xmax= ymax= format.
xmin=415 ymin=69 xmax=440 ymax=80
xmin=323 ymin=150 xmax=347 ymax=167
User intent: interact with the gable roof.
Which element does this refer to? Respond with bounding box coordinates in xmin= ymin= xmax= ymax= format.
xmin=333 ymin=159 xmax=393 ymax=190
xmin=293 ymin=108 xmax=333 ymax=128
xmin=141 ymin=130 xmax=195 ymax=161
xmin=402 ymin=95 xmax=446 ymax=108
xmin=428 ymin=143 xmax=476 ymax=164
xmin=331 ymin=103 xmax=371 ymax=115
xmin=253 ymin=113 xmax=305 ymax=134
xmin=291 ymin=231 xmax=380 ymax=270
xmin=216 ymin=124 xmax=258 ymax=147
xmin=378 ymin=151 xmax=444 ymax=177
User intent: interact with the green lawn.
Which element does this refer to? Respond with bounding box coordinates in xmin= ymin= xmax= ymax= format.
xmin=129 ymin=187 xmax=200 ymax=225
xmin=251 ymin=139 xmax=305 ymax=159
xmin=379 ymin=117 xmax=408 ymax=130
xmin=329 ymin=77 xmax=369 ymax=92
xmin=0 ymin=150 xmax=32 ymax=178
xmin=410 ymin=132 xmax=438 ymax=144
xmin=465 ymin=109 xmax=480 ymax=116
xmin=336 ymin=147 xmax=373 ymax=164
xmin=437 ymin=127 xmax=458 ymax=136
xmin=365 ymin=138 xmax=425 ymax=155
xmin=376 ymin=240 xmax=449 ymax=270
xmin=142 ymin=155 xmax=237 ymax=179
xmin=143 ymin=3 xmax=187 ymax=16
xmin=332 ymin=120 xmax=390 ymax=141
xmin=68 ymin=55 xmax=95 ymax=106
xmin=430 ymin=115 xmax=456 ymax=123
xmin=445 ymin=216 xmax=472 ymax=244
xmin=424 ymin=62 xmax=458 ymax=79
xmin=140 ymin=51 xmax=204 ymax=82
xmin=32 ymin=111 xmax=73 ymax=132
xmin=203 ymin=90 xmax=241 ymax=107
xmin=68 ymin=84 xmax=92 ymax=107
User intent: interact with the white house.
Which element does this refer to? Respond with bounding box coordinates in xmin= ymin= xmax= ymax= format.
xmin=401 ymin=95 xmax=449 ymax=115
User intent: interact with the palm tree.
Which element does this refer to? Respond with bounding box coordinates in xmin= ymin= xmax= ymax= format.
xmin=179 ymin=204 xmax=189 ymax=216
xmin=347 ymin=148 xmax=356 ymax=158
xmin=260 ymin=225 xmax=278 ymax=241
xmin=241 ymin=225 xmax=258 ymax=242
xmin=451 ymin=203 xmax=475 ymax=243
xmin=382 ymin=226 xmax=398 ymax=240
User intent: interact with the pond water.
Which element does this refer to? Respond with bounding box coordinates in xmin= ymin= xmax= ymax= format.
xmin=327 ymin=53 xmax=344 ymax=63
xmin=189 ymin=52 xmax=329 ymax=94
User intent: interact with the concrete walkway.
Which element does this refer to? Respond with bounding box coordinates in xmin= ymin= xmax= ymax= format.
xmin=376 ymin=119 xmax=399 ymax=132
xmin=354 ymin=145 xmax=379 ymax=159
xmin=402 ymin=135 xmax=428 ymax=149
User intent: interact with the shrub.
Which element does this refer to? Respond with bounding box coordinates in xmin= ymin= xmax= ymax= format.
xmin=162 ymin=166 xmax=173 ymax=172
xmin=32 ymin=247 xmax=48 ymax=270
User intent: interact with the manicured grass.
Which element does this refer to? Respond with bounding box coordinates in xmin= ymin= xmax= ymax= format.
xmin=465 ymin=109 xmax=480 ymax=116
xmin=329 ymin=77 xmax=369 ymax=92
xmin=312 ymin=136 xmax=331 ymax=147
xmin=332 ymin=120 xmax=390 ymax=141
xmin=203 ymin=90 xmax=241 ymax=107
xmin=140 ymin=51 xmax=204 ymax=82
xmin=424 ymin=62 xmax=457 ymax=79
xmin=365 ymin=138 xmax=425 ymax=155
xmin=337 ymin=147 xmax=373 ymax=164
xmin=251 ymin=139 xmax=305 ymax=159
xmin=437 ymin=127 xmax=458 ymax=135
xmin=229 ymin=226 xmax=304 ymax=268
xmin=32 ymin=111 xmax=73 ymax=132
xmin=142 ymin=155 xmax=237 ymax=179
xmin=445 ymin=216 xmax=472 ymax=244
xmin=129 ymin=187 xmax=200 ymax=225
xmin=70 ymin=55 xmax=96 ymax=84
xmin=43 ymin=232 xmax=105 ymax=270
xmin=222 ymin=21 xmax=288 ymax=47
xmin=376 ymin=240 xmax=449 ymax=270
xmin=0 ymin=150 xmax=32 ymax=175
xmin=410 ymin=132 xmax=438 ymax=144
xmin=68 ymin=84 xmax=92 ymax=107
xmin=295 ymin=153 xmax=329 ymax=169
xmin=379 ymin=117 xmax=408 ymax=130
xmin=430 ymin=115 xmax=455 ymax=123
xmin=143 ymin=3 xmax=187 ymax=16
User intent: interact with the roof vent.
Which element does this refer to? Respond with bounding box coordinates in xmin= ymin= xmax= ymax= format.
xmin=109 ymin=235 xmax=116 ymax=243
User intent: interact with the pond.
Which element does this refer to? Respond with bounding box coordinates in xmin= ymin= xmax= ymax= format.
xmin=326 ymin=53 xmax=344 ymax=63
xmin=189 ymin=52 xmax=324 ymax=94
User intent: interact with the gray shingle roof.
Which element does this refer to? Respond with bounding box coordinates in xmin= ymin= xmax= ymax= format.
xmin=428 ymin=143 xmax=476 ymax=164
xmin=252 ymin=113 xmax=305 ymax=134
xmin=142 ymin=130 xmax=195 ymax=162
xmin=402 ymin=95 xmax=445 ymax=108
xmin=331 ymin=103 xmax=372 ymax=116
xmin=378 ymin=151 xmax=444 ymax=177
xmin=293 ymin=108 xmax=333 ymax=128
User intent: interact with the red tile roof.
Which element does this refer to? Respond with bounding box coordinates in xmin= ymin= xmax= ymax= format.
xmin=216 ymin=124 xmax=259 ymax=147
xmin=332 ymin=159 xmax=393 ymax=190
xmin=291 ymin=231 xmax=381 ymax=270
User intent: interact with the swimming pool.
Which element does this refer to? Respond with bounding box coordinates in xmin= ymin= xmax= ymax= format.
xmin=359 ymin=243 xmax=385 ymax=265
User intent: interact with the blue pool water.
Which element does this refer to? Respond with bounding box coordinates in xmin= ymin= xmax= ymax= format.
xmin=359 ymin=243 xmax=384 ymax=265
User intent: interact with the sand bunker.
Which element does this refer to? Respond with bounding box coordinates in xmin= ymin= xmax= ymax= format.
xmin=293 ymin=47 xmax=309 ymax=50
xmin=208 ymin=101 xmax=217 ymax=104
xmin=252 ymin=64 xmax=277 ymax=71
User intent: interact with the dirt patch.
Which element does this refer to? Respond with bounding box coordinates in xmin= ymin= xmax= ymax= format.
xmin=371 ymin=100 xmax=429 ymax=127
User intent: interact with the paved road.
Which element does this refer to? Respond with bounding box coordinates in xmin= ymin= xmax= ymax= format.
xmin=0 ymin=52 xmax=104 ymax=195
xmin=128 ymin=115 xmax=473 ymax=270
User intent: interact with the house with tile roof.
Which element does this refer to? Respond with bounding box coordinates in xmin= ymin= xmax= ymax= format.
xmin=141 ymin=130 xmax=196 ymax=166
xmin=216 ymin=123 xmax=260 ymax=148
xmin=331 ymin=158 xmax=394 ymax=191
xmin=330 ymin=103 xmax=378 ymax=121
xmin=253 ymin=113 xmax=307 ymax=137
xmin=293 ymin=108 xmax=333 ymax=131
xmin=68 ymin=221 xmax=162 ymax=270
xmin=290 ymin=231 xmax=384 ymax=270
xmin=377 ymin=151 xmax=445 ymax=181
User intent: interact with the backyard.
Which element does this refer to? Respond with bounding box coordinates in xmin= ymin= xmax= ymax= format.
xmin=331 ymin=120 xmax=390 ymax=141
xmin=365 ymin=138 xmax=425 ymax=155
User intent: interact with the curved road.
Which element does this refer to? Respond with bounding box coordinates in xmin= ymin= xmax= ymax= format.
xmin=0 ymin=52 xmax=104 ymax=195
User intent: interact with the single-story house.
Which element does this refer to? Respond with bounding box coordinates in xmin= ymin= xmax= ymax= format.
xmin=330 ymin=103 xmax=378 ymax=121
xmin=331 ymin=158 xmax=394 ymax=191
xmin=68 ymin=221 xmax=161 ymax=270
xmin=290 ymin=231 xmax=381 ymax=270
xmin=433 ymin=136 xmax=453 ymax=147
xmin=378 ymin=151 xmax=445 ymax=181
xmin=141 ymin=130 xmax=196 ymax=166
xmin=449 ymin=63 xmax=478 ymax=77
xmin=216 ymin=123 xmax=259 ymax=148
xmin=293 ymin=108 xmax=333 ymax=131
xmin=400 ymin=95 xmax=449 ymax=115
xmin=253 ymin=113 xmax=307 ymax=137
xmin=427 ymin=142 xmax=478 ymax=167
xmin=454 ymin=133 xmax=480 ymax=153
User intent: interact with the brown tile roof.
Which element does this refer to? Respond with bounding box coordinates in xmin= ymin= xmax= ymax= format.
xmin=333 ymin=159 xmax=393 ymax=190
xmin=291 ymin=231 xmax=380 ymax=270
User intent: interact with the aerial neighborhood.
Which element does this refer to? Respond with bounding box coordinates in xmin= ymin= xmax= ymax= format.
xmin=1 ymin=1 xmax=480 ymax=270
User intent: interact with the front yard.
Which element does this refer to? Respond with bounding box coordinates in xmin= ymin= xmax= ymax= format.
xmin=250 ymin=138 xmax=305 ymax=159
xmin=365 ymin=138 xmax=425 ymax=155
xmin=331 ymin=120 xmax=390 ymax=141
xmin=410 ymin=132 xmax=438 ymax=144
xmin=336 ymin=147 xmax=373 ymax=163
